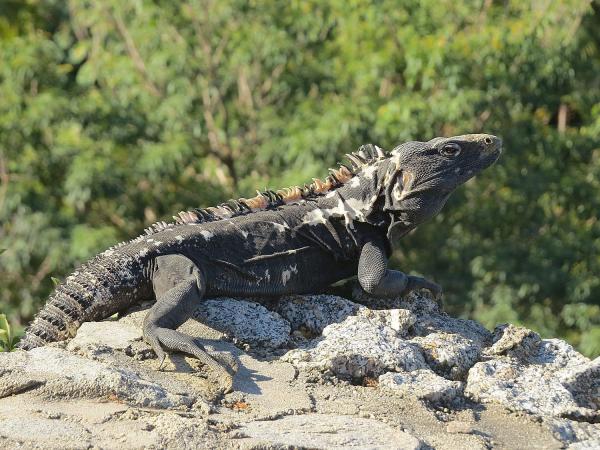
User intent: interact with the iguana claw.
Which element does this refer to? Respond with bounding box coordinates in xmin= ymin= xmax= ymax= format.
xmin=404 ymin=275 xmax=443 ymax=300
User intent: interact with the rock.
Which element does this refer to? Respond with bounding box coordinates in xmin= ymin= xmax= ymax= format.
xmin=379 ymin=369 xmax=464 ymax=403
xmin=0 ymin=415 xmax=93 ymax=449
xmin=3 ymin=293 xmax=597 ymax=448
xmin=277 ymin=294 xmax=361 ymax=334
xmin=484 ymin=323 xmax=542 ymax=359
xmin=0 ymin=347 xmax=196 ymax=409
xmin=465 ymin=324 xmax=600 ymax=446
xmin=67 ymin=320 xmax=142 ymax=353
xmin=283 ymin=311 xmax=427 ymax=379
xmin=411 ymin=331 xmax=483 ymax=380
xmin=236 ymin=413 xmax=423 ymax=450
xmin=193 ymin=298 xmax=291 ymax=348
xmin=465 ymin=326 xmax=596 ymax=418
xmin=361 ymin=308 xmax=417 ymax=336
xmin=351 ymin=288 xmax=442 ymax=315
xmin=446 ymin=421 xmax=475 ymax=434
xmin=466 ymin=356 xmax=572 ymax=416
xmin=546 ymin=418 xmax=600 ymax=448
xmin=561 ymin=357 xmax=600 ymax=411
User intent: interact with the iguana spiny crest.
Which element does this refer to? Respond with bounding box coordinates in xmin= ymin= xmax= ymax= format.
xmin=143 ymin=143 xmax=388 ymax=235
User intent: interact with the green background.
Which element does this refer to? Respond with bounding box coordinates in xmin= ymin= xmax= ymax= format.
xmin=1 ymin=0 xmax=599 ymax=356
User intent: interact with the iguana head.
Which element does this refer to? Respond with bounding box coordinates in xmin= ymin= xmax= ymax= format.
xmin=383 ymin=133 xmax=502 ymax=231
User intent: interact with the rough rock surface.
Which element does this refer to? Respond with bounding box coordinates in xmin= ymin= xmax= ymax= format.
xmin=276 ymin=294 xmax=361 ymax=335
xmin=194 ymin=298 xmax=291 ymax=348
xmin=379 ymin=369 xmax=464 ymax=403
xmin=282 ymin=308 xmax=428 ymax=378
xmin=0 ymin=292 xmax=597 ymax=449
xmin=237 ymin=413 xmax=423 ymax=449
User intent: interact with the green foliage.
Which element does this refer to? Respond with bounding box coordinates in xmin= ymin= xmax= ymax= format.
xmin=1 ymin=0 xmax=599 ymax=356
xmin=0 ymin=314 xmax=17 ymax=351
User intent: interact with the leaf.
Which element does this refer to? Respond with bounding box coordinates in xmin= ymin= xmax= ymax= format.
xmin=0 ymin=249 xmax=5 ymax=254
xmin=0 ymin=314 xmax=9 ymax=336
xmin=0 ymin=314 xmax=10 ymax=349
xmin=51 ymin=277 xmax=61 ymax=286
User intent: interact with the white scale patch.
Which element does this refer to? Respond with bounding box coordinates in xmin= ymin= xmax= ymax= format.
xmin=302 ymin=195 xmax=373 ymax=229
xmin=200 ymin=230 xmax=214 ymax=241
xmin=303 ymin=208 xmax=328 ymax=225
xmin=264 ymin=269 xmax=271 ymax=282
xmin=344 ymin=198 xmax=369 ymax=221
xmin=240 ymin=229 xmax=249 ymax=238
xmin=273 ymin=222 xmax=288 ymax=233
xmin=349 ymin=176 xmax=361 ymax=188
xmin=138 ymin=248 xmax=149 ymax=258
xmin=175 ymin=235 xmax=184 ymax=244
xmin=281 ymin=265 xmax=298 ymax=285
xmin=362 ymin=164 xmax=378 ymax=179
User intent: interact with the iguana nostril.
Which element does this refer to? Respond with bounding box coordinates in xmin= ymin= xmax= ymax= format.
xmin=484 ymin=137 xmax=493 ymax=145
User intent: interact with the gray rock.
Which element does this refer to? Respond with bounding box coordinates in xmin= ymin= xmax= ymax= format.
xmin=361 ymin=307 xmax=417 ymax=336
xmin=561 ymin=357 xmax=600 ymax=410
xmin=411 ymin=331 xmax=483 ymax=380
xmin=547 ymin=418 xmax=600 ymax=448
xmin=484 ymin=323 xmax=542 ymax=359
xmin=0 ymin=347 xmax=195 ymax=409
xmin=283 ymin=311 xmax=427 ymax=378
xmin=194 ymin=298 xmax=291 ymax=348
xmin=446 ymin=421 xmax=475 ymax=434
xmin=237 ymin=413 xmax=423 ymax=450
xmin=0 ymin=416 xmax=92 ymax=449
xmin=67 ymin=320 xmax=142 ymax=353
xmin=353 ymin=290 xmax=491 ymax=346
xmin=465 ymin=324 xmax=600 ymax=446
xmin=379 ymin=369 xmax=464 ymax=403
xmin=276 ymin=294 xmax=361 ymax=334
xmin=465 ymin=356 xmax=578 ymax=417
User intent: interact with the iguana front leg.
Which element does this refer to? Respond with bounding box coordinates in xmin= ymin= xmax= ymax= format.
xmin=358 ymin=238 xmax=442 ymax=299
xmin=143 ymin=254 xmax=234 ymax=391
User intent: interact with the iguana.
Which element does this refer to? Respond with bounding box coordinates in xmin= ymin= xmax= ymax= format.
xmin=17 ymin=134 xmax=502 ymax=381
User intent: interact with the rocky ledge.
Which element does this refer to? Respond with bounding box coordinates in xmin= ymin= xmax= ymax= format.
xmin=0 ymin=289 xmax=598 ymax=449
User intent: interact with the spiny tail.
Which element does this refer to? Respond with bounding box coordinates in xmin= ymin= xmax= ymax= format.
xmin=17 ymin=250 xmax=148 ymax=350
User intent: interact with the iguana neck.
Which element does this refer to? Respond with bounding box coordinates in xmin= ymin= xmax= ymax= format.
xmin=306 ymin=158 xmax=395 ymax=232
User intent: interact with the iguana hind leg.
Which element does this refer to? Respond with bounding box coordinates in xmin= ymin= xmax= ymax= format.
xmin=143 ymin=254 xmax=234 ymax=391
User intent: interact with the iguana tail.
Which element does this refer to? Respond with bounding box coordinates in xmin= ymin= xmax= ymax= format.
xmin=17 ymin=247 xmax=152 ymax=350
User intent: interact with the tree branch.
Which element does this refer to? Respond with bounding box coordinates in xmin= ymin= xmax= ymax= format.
xmin=111 ymin=10 xmax=162 ymax=97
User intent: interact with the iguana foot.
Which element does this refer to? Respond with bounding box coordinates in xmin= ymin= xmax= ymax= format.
xmin=403 ymin=275 xmax=443 ymax=300
xmin=144 ymin=326 xmax=234 ymax=392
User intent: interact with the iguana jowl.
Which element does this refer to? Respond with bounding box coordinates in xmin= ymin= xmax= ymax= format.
xmin=18 ymin=134 xmax=502 ymax=379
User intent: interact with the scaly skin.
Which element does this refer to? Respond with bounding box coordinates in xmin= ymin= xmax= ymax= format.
xmin=18 ymin=134 xmax=502 ymax=389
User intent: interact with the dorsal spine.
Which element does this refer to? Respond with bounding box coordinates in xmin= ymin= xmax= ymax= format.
xmin=143 ymin=144 xmax=387 ymax=235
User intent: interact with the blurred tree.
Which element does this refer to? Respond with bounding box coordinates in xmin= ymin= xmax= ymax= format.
xmin=0 ymin=0 xmax=598 ymax=356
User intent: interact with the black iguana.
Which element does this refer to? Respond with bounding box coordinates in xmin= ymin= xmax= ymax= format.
xmin=17 ymin=134 xmax=502 ymax=381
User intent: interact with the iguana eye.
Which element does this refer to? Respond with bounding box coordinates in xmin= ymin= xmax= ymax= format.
xmin=439 ymin=143 xmax=462 ymax=157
